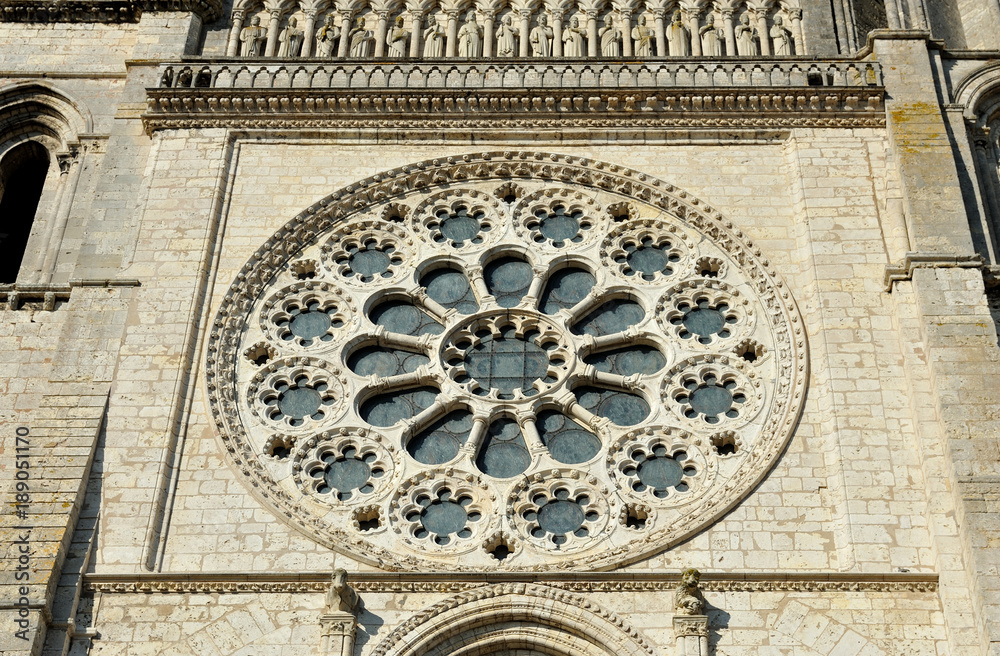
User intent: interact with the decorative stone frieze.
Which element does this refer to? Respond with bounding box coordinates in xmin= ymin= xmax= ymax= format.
xmin=0 ymin=0 xmax=222 ymax=22
xmin=205 ymin=151 xmax=809 ymax=572
xmin=142 ymin=60 xmax=884 ymax=132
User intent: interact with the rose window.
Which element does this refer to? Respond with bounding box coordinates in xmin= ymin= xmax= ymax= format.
xmin=210 ymin=153 xmax=807 ymax=571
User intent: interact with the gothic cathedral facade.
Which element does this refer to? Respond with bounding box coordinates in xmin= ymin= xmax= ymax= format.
xmin=2 ymin=0 xmax=1000 ymax=655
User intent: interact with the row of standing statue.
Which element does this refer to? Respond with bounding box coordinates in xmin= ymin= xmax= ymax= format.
xmin=231 ymin=7 xmax=799 ymax=59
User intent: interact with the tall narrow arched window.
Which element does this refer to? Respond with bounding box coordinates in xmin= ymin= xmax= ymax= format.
xmin=0 ymin=141 xmax=51 ymax=283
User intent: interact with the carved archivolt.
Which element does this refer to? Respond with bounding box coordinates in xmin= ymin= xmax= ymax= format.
xmin=371 ymin=582 xmax=659 ymax=656
xmin=206 ymin=151 xmax=808 ymax=571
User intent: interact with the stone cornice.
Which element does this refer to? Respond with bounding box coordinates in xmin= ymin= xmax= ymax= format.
xmin=883 ymin=252 xmax=984 ymax=291
xmin=0 ymin=278 xmax=140 ymax=310
xmin=83 ymin=571 xmax=938 ymax=594
xmin=142 ymin=60 xmax=885 ymax=133
xmin=0 ymin=0 xmax=222 ymax=23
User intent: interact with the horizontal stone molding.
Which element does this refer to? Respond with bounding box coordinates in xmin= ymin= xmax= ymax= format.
xmin=0 ymin=278 xmax=141 ymax=310
xmin=83 ymin=571 xmax=938 ymax=594
xmin=0 ymin=0 xmax=222 ymax=23
xmin=143 ymin=89 xmax=884 ymax=133
xmin=883 ymin=252 xmax=985 ymax=290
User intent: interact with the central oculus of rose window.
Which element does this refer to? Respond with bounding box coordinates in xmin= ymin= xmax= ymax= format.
xmin=209 ymin=153 xmax=807 ymax=571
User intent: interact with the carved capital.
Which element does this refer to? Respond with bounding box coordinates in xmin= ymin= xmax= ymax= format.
xmin=231 ymin=7 xmax=245 ymax=20
xmin=673 ymin=615 xmax=709 ymax=638
xmin=786 ymin=7 xmax=802 ymax=20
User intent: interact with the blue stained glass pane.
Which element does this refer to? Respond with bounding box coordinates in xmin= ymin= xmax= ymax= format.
xmin=422 ymin=269 xmax=479 ymax=315
xmin=347 ymin=345 xmax=429 ymax=377
xmin=574 ymin=386 xmax=649 ymax=426
xmin=289 ymin=309 xmax=332 ymax=340
xmin=476 ymin=418 xmax=530 ymax=478
xmin=689 ymin=385 xmax=732 ymax=416
xmin=370 ymin=301 xmax=443 ymax=336
xmin=683 ymin=307 xmax=725 ymax=337
xmin=484 ymin=257 xmax=533 ymax=308
xmin=584 ymin=345 xmax=666 ymax=376
xmin=537 ymin=500 xmax=585 ymax=535
xmin=407 ymin=409 xmax=473 ymax=464
xmin=540 ymin=268 xmax=596 ymax=314
xmin=464 ymin=329 xmax=549 ymax=398
xmin=436 ymin=206 xmax=485 ymax=246
xmin=637 ymin=456 xmax=683 ymax=490
xmin=360 ymin=386 xmax=438 ymax=427
xmin=420 ymin=500 xmax=468 ymax=536
xmin=616 ymin=236 xmax=679 ymax=280
xmin=536 ymin=409 xmax=601 ymax=464
xmin=571 ymin=299 xmax=644 ymax=337
xmin=325 ymin=458 xmax=371 ymax=493
xmin=277 ymin=387 xmax=321 ymax=419
xmin=350 ymin=248 xmax=391 ymax=277
xmin=536 ymin=205 xmax=583 ymax=245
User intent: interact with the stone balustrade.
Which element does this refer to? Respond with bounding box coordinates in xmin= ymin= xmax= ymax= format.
xmin=157 ymin=59 xmax=882 ymax=90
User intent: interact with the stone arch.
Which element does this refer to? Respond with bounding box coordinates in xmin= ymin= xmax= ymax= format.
xmin=371 ymin=583 xmax=660 ymax=656
xmin=0 ymin=82 xmax=91 ymax=283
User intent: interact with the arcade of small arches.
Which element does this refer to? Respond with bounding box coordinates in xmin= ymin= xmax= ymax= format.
xmin=225 ymin=0 xmax=805 ymax=61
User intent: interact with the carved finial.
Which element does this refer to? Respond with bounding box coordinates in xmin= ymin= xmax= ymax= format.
xmin=674 ymin=568 xmax=704 ymax=615
xmin=326 ymin=568 xmax=359 ymax=613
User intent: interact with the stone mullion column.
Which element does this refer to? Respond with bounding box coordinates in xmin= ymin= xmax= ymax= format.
xmin=550 ymin=11 xmax=562 ymax=57
xmin=38 ymin=149 xmax=83 ymax=283
xmin=337 ymin=11 xmax=354 ymax=57
xmin=720 ymin=8 xmax=735 ymax=56
xmin=673 ymin=616 xmax=709 ymax=656
xmin=446 ymin=10 xmax=460 ymax=56
xmin=410 ymin=10 xmax=424 ymax=56
xmin=754 ymin=9 xmax=769 ymax=55
xmin=620 ymin=10 xmax=633 ymax=56
xmin=586 ymin=11 xmax=598 ymax=57
xmin=972 ymin=132 xmax=1000 ymax=261
xmin=653 ymin=9 xmax=666 ymax=57
xmin=483 ymin=10 xmax=496 ymax=57
xmin=686 ymin=10 xmax=701 ymax=55
xmin=518 ymin=10 xmax=532 ymax=57
xmin=373 ymin=11 xmax=390 ymax=55
xmin=301 ymin=10 xmax=318 ymax=56
xmin=787 ymin=7 xmax=802 ymax=55
xmin=227 ymin=9 xmax=245 ymax=56
xmin=264 ymin=9 xmax=282 ymax=56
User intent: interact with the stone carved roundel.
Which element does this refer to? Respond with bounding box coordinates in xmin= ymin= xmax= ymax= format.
xmin=207 ymin=152 xmax=807 ymax=571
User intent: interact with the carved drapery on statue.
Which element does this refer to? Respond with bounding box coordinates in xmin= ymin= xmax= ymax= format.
xmin=224 ymin=0 xmax=805 ymax=60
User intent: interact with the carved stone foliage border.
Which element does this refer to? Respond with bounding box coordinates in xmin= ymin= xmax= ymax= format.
xmin=142 ymin=88 xmax=885 ymax=133
xmin=83 ymin=575 xmax=939 ymax=595
xmin=205 ymin=151 xmax=809 ymax=572
xmin=0 ymin=0 xmax=222 ymax=22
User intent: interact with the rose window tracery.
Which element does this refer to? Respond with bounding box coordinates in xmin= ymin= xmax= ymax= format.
xmin=209 ymin=152 xmax=806 ymax=571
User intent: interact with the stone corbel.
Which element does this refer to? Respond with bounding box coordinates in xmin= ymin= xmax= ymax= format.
xmin=319 ymin=569 xmax=359 ymax=656
xmin=673 ymin=568 xmax=709 ymax=656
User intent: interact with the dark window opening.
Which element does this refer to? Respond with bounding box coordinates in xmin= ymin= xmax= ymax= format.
xmin=0 ymin=141 xmax=49 ymax=283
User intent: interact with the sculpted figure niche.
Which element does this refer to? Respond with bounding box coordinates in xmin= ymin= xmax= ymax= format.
xmin=599 ymin=14 xmax=621 ymax=55
xmin=495 ymin=15 xmax=519 ymax=57
xmin=770 ymin=15 xmax=791 ymax=55
xmin=387 ymin=15 xmax=409 ymax=57
xmin=735 ymin=13 xmax=759 ymax=55
xmin=278 ymin=17 xmax=305 ymax=57
xmin=665 ymin=11 xmax=688 ymax=56
xmin=700 ymin=14 xmax=722 ymax=56
xmin=458 ymin=11 xmax=483 ymax=57
xmin=423 ymin=15 xmax=445 ymax=56
xmin=240 ymin=16 xmax=267 ymax=57
xmin=530 ymin=14 xmax=553 ymax=56
xmin=315 ymin=15 xmax=340 ymax=57
xmin=563 ymin=16 xmax=586 ymax=56
xmin=633 ymin=14 xmax=654 ymax=56
xmin=349 ymin=16 xmax=375 ymax=56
